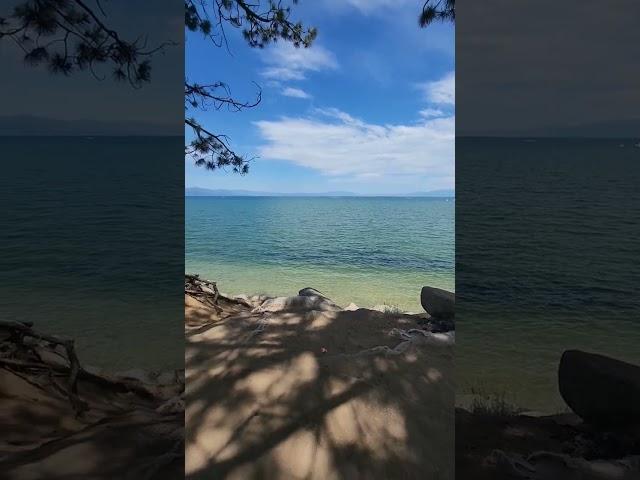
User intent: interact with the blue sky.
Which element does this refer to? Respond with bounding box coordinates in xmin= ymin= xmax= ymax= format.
xmin=185 ymin=0 xmax=454 ymax=194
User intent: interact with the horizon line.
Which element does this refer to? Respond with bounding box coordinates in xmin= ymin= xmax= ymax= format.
xmin=185 ymin=195 xmax=456 ymax=198
xmin=185 ymin=191 xmax=455 ymax=198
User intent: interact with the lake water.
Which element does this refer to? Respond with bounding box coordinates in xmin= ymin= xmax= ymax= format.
xmin=0 ymin=137 xmax=184 ymax=371
xmin=6 ymin=136 xmax=636 ymax=412
xmin=457 ymin=137 xmax=640 ymax=412
xmin=186 ymin=197 xmax=455 ymax=312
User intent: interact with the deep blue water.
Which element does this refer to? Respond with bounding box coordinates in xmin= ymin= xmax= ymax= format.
xmin=0 ymin=137 xmax=184 ymax=370
xmin=457 ymin=137 xmax=640 ymax=410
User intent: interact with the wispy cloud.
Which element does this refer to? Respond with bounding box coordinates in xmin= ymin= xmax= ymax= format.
xmin=282 ymin=87 xmax=312 ymax=99
xmin=261 ymin=43 xmax=338 ymax=81
xmin=331 ymin=0 xmax=413 ymax=14
xmin=419 ymin=108 xmax=446 ymax=118
xmin=254 ymin=107 xmax=453 ymax=188
xmin=418 ymin=71 xmax=455 ymax=105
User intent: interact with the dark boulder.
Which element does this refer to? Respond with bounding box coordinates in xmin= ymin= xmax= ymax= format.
xmin=298 ymin=287 xmax=327 ymax=298
xmin=558 ymin=350 xmax=640 ymax=426
xmin=420 ymin=286 xmax=455 ymax=318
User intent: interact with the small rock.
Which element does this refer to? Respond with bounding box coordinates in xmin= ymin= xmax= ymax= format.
xmin=258 ymin=295 xmax=340 ymax=313
xmin=344 ymin=302 xmax=360 ymax=311
xmin=249 ymin=294 xmax=271 ymax=304
xmin=371 ymin=305 xmax=390 ymax=312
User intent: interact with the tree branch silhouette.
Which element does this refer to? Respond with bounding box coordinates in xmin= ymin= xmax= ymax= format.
xmin=0 ymin=1 xmax=317 ymax=174
xmin=0 ymin=0 xmax=175 ymax=87
xmin=184 ymin=0 xmax=316 ymax=173
xmin=419 ymin=0 xmax=455 ymax=28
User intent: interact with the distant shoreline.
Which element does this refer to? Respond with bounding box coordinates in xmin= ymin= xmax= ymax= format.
xmin=186 ymin=195 xmax=455 ymax=198
xmin=185 ymin=190 xmax=455 ymax=198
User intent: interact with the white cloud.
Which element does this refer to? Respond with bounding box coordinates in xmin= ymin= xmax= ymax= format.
xmin=333 ymin=0 xmax=413 ymax=14
xmin=418 ymin=71 xmax=455 ymax=105
xmin=261 ymin=43 xmax=338 ymax=81
xmin=313 ymin=107 xmax=366 ymax=127
xmin=282 ymin=87 xmax=312 ymax=99
xmin=419 ymin=108 xmax=446 ymax=118
xmin=262 ymin=67 xmax=306 ymax=81
xmin=254 ymin=108 xmax=453 ymax=187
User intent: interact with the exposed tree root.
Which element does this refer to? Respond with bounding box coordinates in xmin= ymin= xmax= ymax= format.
xmin=0 ymin=320 xmax=185 ymax=479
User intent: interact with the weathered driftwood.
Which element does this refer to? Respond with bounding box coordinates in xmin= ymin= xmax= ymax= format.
xmin=1 ymin=320 xmax=88 ymax=413
xmin=1 ymin=321 xmax=185 ymax=478
xmin=185 ymin=273 xmax=254 ymax=310
xmin=185 ymin=273 xmax=222 ymax=312
xmin=0 ymin=320 xmax=184 ymax=414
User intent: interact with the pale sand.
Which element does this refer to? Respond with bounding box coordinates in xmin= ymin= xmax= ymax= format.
xmin=185 ymin=293 xmax=454 ymax=479
xmin=0 ymin=323 xmax=183 ymax=480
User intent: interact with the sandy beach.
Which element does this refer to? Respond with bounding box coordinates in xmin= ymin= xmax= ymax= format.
xmin=0 ymin=321 xmax=184 ymax=480
xmin=185 ymin=278 xmax=455 ymax=479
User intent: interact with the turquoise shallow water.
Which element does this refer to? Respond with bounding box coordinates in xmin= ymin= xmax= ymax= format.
xmin=186 ymin=197 xmax=454 ymax=312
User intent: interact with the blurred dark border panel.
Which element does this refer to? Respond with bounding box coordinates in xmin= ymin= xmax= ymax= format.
xmin=456 ymin=1 xmax=640 ymax=478
xmin=0 ymin=1 xmax=184 ymax=478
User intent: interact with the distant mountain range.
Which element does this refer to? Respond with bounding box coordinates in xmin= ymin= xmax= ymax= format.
xmin=6 ymin=114 xmax=638 ymax=139
xmin=185 ymin=187 xmax=455 ymax=197
xmin=459 ymin=118 xmax=640 ymax=139
xmin=531 ymin=118 xmax=640 ymax=138
xmin=0 ymin=115 xmax=179 ymax=136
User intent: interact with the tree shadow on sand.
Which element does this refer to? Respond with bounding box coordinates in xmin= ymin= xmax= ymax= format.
xmin=185 ymin=295 xmax=454 ymax=479
xmin=0 ymin=321 xmax=184 ymax=480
